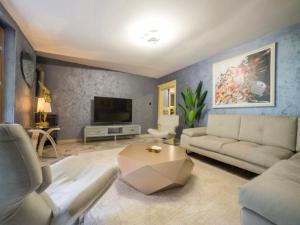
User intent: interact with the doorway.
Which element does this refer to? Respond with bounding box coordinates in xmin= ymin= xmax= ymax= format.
xmin=0 ymin=26 xmax=4 ymax=122
xmin=158 ymin=80 xmax=176 ymax=116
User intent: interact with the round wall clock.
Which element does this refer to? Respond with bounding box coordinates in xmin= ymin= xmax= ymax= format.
xmin=20 ymin=51 xmax=35 ymax=88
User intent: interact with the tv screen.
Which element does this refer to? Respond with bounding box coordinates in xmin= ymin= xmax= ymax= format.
xmin=94 ymin=97 xmax=132 ymax=123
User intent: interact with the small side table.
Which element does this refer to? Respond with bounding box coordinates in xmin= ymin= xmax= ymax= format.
xmin=28 ymin=127 xmax=60 ymax=158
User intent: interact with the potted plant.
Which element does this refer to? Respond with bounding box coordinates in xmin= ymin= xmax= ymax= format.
xmin=178 ymin=81 xmax=207 ymax=128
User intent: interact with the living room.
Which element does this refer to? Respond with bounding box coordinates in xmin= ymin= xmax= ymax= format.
xmin=0 ymin=1 xmax=299 ymax=225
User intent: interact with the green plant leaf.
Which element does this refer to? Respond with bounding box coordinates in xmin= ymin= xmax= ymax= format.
xmin=195 ymin=104 xmax=206 ymax=122
xmin=184 ymin=88 xmax=194 ymax=110
xmin=181 ymin=89 xmax=188 ymax=108
xmin=179 ymin=80 xmax=207 ymax=127
xmin=178 ymin=104 xmax=188 ymax=126
xmin=181 ymin=92 xmax=187 ymax=107
xmin=197 ymin=90 xmax=208 ymax=107
xmin=195 ymin=81 xmax=203 ymax=100
xmin=192 ymin=93 xmax=197 ymax=106
xmin=188 ymin=110 xmax=196 ymax=127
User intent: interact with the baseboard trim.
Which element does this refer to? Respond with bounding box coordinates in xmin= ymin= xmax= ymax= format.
xmin=57 ymin=138 xmax=81 ymax=144
xmin=139 ymin=134 xmax=152 ymax=138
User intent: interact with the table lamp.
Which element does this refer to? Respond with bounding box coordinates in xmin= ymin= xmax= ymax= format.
xmin=36 ymin=97 xmax=51 ymax=128
xmin=43 ymin=101 xmax=52 ymax=123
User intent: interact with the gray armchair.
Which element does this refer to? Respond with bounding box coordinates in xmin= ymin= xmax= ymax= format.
xmin=0 ymin=124 xmax=118 ymax=225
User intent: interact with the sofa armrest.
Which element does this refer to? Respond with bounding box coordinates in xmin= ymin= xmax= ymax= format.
xmin=182 ymin=127 xmax=207 ymax=137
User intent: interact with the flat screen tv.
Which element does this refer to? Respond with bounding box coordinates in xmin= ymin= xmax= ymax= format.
xmin=94 ymin=96 xmax=132 ymax=124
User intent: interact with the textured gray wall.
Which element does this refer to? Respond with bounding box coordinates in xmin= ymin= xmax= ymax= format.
xmin=38 ymin=60 xmax=158 ymax=139
xmin=158 ymin=23 xmax=300 ymax=132
xmin=0 ymin=4 xmax=36 ymax=127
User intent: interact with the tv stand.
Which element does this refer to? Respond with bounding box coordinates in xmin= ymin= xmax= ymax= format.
xmin=83 ymin=124 xmax=141 ymax=144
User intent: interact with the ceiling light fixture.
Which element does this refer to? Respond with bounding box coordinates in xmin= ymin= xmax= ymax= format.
xmin=142 ymin=29 xmax=161 ymax=44
xmin=128 ymin=17 xmax=176 ymax=47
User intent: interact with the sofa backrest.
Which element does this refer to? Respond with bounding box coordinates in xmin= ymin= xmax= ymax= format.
xmin=263 ymin=116 xmax=297 ymax=151
xmin=297 ymin=118 xmax=300 ymax=152
xmin=207 ymin=114 xmax=241 ymax=139
xmin=239 ymin=115 xmax=298 ymax=151
xmin=239 ymin=115 xmax=264 ymax=144
xmin=206 ymin=114 xmax=298 ymax=151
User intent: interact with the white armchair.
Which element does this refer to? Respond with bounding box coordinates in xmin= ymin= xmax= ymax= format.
xmin=0 ymin=124 xmax=118 ymax=225
xmin=147 ymin=115 xmax=179 ymax=139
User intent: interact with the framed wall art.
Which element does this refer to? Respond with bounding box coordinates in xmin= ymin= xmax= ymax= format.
xmin=212 ymin=43 xmax=275 ymax=108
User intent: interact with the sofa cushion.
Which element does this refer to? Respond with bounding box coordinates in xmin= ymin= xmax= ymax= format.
xmin=222 ymin=141 xmax=293 ymax=168
xmin=239 ymin=159 xmax=300 ymax=225
xmin=206 ymin=114 xmax=241 ymax=139
xmin=190 ymin=135 xmax=237 ymax=153
xmin=297 ymin=118 xmax=300 ymax=151
xmin=262 ymin=116 xmax=297 ymax=151
xmin=182 ymin=127 xmax=206 ymax=137
xmin=239 ymin=115 xmax=264 ymax=144
xmin=291 ymin=152 xmax=300 ymax=163
xmin=241 ymin=208 xmax=275 ymax=225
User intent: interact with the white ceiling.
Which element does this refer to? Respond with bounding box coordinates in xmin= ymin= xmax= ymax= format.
xmin=2 ymin=0 xmax=300 ymax=78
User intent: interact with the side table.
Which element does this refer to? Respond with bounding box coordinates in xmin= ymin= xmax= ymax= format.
xmin=27 ymin=127 xmax=60 ymax=158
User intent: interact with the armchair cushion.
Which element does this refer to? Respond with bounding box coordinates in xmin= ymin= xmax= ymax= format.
xmin=182 ymin=127 xmax=207 ymax=137
xmin=148 ymin=115 xmax=179 ymax=138
xmin=147 ymin=128 xmax=169 ymax=138
xmin=158 ymin=115 xmax=179 ymax=133
xmin=46 ymin=155 xmax=118 ymax=224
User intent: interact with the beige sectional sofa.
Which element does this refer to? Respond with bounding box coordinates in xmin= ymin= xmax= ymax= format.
xmin=180 ymin=114 xmax=299 ymax=174
xmin=181 ymin=114 xmax=300 ymax=225
xmin=239 ymin=152 xmax=300 ymax=225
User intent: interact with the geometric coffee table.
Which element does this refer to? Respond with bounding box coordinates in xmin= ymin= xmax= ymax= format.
xmin=117 ymin=143 xmax=194 ymax=195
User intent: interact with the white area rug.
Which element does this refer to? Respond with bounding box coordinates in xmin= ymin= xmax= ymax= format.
xmin=78 ymin=148 xmax=249 ymax=225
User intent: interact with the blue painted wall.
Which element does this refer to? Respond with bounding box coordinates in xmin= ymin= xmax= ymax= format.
xmin=158 ymin=23 xmax=300 ymax=131
xmin=0 ymin=4 xmax=36 ymax=127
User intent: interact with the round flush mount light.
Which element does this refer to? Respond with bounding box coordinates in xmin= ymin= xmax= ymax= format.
xmin=128 ymin=17 xmax=176 ymax=47
xmin=142 ymin=29 xmax=161 ymax=44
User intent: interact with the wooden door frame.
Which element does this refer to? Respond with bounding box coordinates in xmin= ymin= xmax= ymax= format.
xmin=157 ymin=80 xmax=176 ymax=116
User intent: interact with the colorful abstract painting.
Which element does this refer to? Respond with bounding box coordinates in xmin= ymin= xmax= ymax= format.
xmin=212 ymin=43 xmax=275 ymax=108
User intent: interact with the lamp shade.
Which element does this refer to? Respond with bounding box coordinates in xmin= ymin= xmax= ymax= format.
xmin=37 ymin=97 xmax=45 ymax=112
xmin=44 ymin=102 xmax=52 ymax=113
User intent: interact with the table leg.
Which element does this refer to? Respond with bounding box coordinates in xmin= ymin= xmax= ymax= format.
xmin=38 ymin=133 xmax=58 ymax=158
xmin=28 ymin=128 xmax=60 ymax=158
